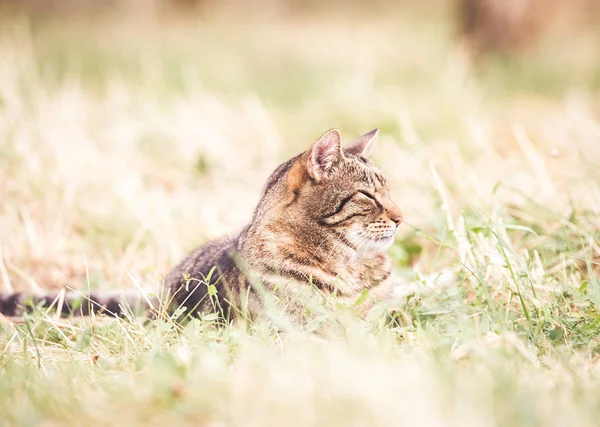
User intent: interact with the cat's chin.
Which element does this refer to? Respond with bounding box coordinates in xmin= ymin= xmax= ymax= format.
xmin=346 ymin=234 xmax=395 ymax=256
xmin=345 ymin=226 xmax=396 ymax=256
xmin=360 ymin=236 xmax=395 ymax=255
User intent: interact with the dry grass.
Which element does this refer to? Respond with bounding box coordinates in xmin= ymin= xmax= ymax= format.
xmin=1 ymin=7 xmax=600 ymax=427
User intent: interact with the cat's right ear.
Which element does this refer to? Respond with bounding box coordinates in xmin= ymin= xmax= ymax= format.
xmin=345 ymin=128 xmax=378 ymax=158
xmin=307 ymin=129 xmax=343 ymax=181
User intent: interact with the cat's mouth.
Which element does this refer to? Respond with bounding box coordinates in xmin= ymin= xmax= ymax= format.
xmin=345 ymin=226 xmax=397 ymax=254
xmin=371 ymin=234 xmax=395 ymax=243
xmin=369 ymin=232 xmax=396 ymax=246
xmin=361 ymin=234 xmax=395 ymax=254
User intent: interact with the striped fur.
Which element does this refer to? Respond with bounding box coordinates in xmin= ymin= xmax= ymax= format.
xmin=166 ymin=128 xmax=403 ymax=322
xmin=0 ymin=129 xmax=403 ymax=323
xmin=0 ymin=289 xmax=157 ymax=318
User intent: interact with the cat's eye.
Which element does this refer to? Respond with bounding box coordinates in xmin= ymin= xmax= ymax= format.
xmin=357 ymin=190 xmax=376 ymax=201
xmin=324 ymin=190 xmax=379 ymax=219
xmin=356 ymin=190 xmax=380 ymax=208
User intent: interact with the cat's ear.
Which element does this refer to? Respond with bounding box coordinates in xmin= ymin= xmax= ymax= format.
xmin=307 ymin=129 xmax=343 ymax=181
xmin=345 ymin=128 xmax=379 ymax=158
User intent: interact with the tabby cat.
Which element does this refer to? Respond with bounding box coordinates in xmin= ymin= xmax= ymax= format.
xmin=0 ymin=129 xmax=403 ymax=322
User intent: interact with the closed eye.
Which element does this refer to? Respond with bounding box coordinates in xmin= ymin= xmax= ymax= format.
xmin=321 ymin=190 xmax=379 ymax=226
xmin=323 ymin=191 xmax=376 ymax=219
xmin=323 ymin=193 xmax=357 ymax=218
xmin=357 ymin=190 xmax=382 ymax=209
xmin=357 ymin=190 xmax=376 ymax=201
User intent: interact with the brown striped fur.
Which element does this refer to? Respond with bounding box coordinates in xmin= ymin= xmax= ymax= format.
xmin=0 ymin=129 xmax=403 ymax=323
xmin=166 ymin=128 xmax=403 ymax=322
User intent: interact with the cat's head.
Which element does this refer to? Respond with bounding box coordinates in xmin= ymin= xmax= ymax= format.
xmin=282 ymin=128 xmax=403 ymax=256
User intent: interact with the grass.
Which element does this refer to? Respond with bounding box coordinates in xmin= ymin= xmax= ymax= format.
xmin=1 ymin=5 xmax=600 ymax=426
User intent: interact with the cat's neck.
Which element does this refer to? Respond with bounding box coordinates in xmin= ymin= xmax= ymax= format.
xmin=239 ymin=217 xmax=359 ymax=271
xmin=237 ymin=218 xmax=390 ymax=297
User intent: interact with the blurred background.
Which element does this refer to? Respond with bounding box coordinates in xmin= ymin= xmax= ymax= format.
xmin=0 ymin=0 xmax=598 ymax=290
xmin=3 ymin=6 xmax=600 ymax=425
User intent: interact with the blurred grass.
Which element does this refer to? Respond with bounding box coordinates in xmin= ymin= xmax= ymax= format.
xmin=1 ymin=4 xmax=600 ymax=426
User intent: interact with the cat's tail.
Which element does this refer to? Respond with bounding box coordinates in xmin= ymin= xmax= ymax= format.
xmin=0 ymin=289 xmax=161 ymax=318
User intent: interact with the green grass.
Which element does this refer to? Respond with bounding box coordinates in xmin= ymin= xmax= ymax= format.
xmin=1 ymin=6 xmax=600 ymax=426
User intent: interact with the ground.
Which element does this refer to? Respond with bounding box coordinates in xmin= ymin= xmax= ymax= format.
xmin=0 ymin=4 xmax=600 ymax=426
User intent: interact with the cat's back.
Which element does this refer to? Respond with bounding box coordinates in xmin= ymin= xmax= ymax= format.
xmin=166 ymin=234 xmax=243 ymax=317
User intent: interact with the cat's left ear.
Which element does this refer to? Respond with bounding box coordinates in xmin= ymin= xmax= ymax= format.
xmin=307 ymin=129 xmax=343 ymax=181
xmin=345 ymin=128 xmax=379 ymax=158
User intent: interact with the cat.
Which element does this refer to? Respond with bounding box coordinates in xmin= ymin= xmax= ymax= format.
xmin=0 ymin=129 xmax=403 ymax=323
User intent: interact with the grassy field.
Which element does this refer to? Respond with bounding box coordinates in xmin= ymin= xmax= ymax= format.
xmin=1 ymin=5 xmax=600 ymax=426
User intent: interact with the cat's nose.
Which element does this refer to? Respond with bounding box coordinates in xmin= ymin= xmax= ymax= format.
xmin=391 ymin=213 xmax=403 ymax=227
xmin=388 ymin=208 xmax=403 ymax=227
